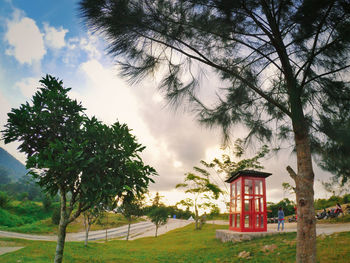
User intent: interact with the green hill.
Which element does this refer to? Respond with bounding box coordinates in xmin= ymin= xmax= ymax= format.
xmin=0 ymin=147 xmax=27 ymax=181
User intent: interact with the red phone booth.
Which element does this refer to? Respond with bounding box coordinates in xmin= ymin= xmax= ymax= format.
xmin=226 ymin=170 xmax=271 ymax=232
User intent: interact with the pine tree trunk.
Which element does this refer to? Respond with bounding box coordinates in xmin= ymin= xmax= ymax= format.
xmin=293 ymin=126 xmax=316 ymax=263
xmin=126 ymin=223 xmax=131 ymax=241
xmin=54 ymin=218 xmax=68 ymax=263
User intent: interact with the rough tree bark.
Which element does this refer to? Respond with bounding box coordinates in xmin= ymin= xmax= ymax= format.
xmin=287 ymin=124 xmax=316 ymax=263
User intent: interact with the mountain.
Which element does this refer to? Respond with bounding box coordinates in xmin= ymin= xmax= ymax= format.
xmin=0 ymin=147 xmax=27 ymax=181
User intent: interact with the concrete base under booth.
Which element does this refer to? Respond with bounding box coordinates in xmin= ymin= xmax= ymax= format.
xmin=216 ymin=229 xmax=279 ymax=243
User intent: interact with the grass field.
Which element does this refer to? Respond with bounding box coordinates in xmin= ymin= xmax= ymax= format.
xmin=0 ymin=223 xmax=349 ymax=262
xmin=0 ymin=198 xmax=142 ymax=234
xmin=0 ymin=211 xmax=142 ymax=234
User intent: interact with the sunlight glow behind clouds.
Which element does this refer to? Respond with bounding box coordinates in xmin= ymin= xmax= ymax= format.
xmin=0 ymin=3 xmax=333 ymax=208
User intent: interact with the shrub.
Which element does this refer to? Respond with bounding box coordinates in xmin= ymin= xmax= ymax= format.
xmin=42 ymin=195 xmax=52 ymax=211
xmin=0 ymin=191 xmax=10 ymax=208
xmin=343 ymin=194 xmax=350 ymax=204
xmin=52 ymin=206 xmax=61 ymax=225
xmin=0 ymin=208 xmax=24 ymax=227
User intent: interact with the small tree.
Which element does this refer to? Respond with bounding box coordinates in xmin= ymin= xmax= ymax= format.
xmin=203 ymin=139 xmax=269 ymax=179
xmin=2 ymin=75 xmax=156 ymax=263
xmin=201 ymin=139 xmax=269 ymax=198
xmin=118 ymin=193 xmax=144 ymax=240
xmin=176 ymin=167 xmax=222 ymax=230
xmin=82 ymin=205 xmax=103 ymax=247
xmin=148 ymin=205 xmax=169 ymax=237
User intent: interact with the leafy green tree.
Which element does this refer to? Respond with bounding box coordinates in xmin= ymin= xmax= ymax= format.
xmin=118 ymin=193 xmax=145 ymax=240
xmin=202 ymin=139 xmax=269 ymax=199
xmin=148 ymin=205 xmax=169 ymax=237
xmin=2 ymin=75 xmax=156 ymax=263
xmin=176 ymin=166 xmax=222 ymax=229
xmin=267 ymin=198 xmax=296 ymax=218
xmin=79 ymin=1 xmax=350 ymax=261
xmin=204 ymin=140 xmax=269 ymax=178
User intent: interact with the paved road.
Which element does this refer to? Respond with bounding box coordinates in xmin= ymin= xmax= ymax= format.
xmin=0 ymin=219 xmax=193 ymax=242
xmin=0 ymin=220 xmax=349 ymax=242
xmin=207 ymin=220 xmax=350 ymax=235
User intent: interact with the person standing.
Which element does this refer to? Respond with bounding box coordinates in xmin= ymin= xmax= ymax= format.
xmin=277 ymin=207 xmax=285 ymax=231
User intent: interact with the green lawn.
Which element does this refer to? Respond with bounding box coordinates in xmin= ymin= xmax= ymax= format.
xmin=0 ymin=224 xmax=349 ymax=262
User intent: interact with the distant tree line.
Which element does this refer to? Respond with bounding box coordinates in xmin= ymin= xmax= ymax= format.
xmin=267 ymin=194 xmax=350 ymax=218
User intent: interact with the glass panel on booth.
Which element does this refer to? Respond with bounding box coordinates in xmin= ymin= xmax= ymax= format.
xmin=237 ymin=180 xmax=241 ymax=196
xmin=236 ymin=214 xmax=240 ymax=227
xmin=244 ymin=215 xmax=250 ymax=228
xmin=244 ymin=179 xmax=253 ymax=195
xmin=231 ymin=199 xmax=236 ymax=212
xmin=236 ymin=198 xmax=241 ymax=212
xmin=260 ymin=215 xmax=264 ymax=228
xmin=255 ymin=180 xmax=263 ymax=195
xmin=244 ymin=199 xmax=252 ymax=211
xmin=255 ymin=198 xmax=260 ymax=212
xmin=255 ymin=198 xmax=263 ymax=212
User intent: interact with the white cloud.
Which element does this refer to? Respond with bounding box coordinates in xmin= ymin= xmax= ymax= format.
xmin=43 ymin=23 xmax=68 ymax=50
xmin=14 ymin=77 xmax=40 ymax=98
xmin=5 ymin=10 xmax=46 ymax=65
xmin=80 ymin=33 xmax=101 ymax=59
xmin=67 ymin=37 xmax=79 ymax=50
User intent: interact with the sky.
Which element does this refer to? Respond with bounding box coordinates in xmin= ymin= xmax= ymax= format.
xmin=0 ymin=0 xmax=335 ymax=211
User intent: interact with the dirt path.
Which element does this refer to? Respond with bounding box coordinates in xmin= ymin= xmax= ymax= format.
xmin=0 ymin=247 xmax=24 ymax=256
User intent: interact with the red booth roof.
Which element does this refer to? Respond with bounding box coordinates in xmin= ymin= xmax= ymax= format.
xmin=225 ymin=170 xmax=272 ymax=183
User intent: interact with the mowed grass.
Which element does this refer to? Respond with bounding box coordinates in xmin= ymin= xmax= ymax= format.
xmin=1 ymin=224 xmax=350 ymax=263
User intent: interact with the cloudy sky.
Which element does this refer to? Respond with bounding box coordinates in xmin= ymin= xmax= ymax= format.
xmin=0 ymin=0 xmax=334 ymax=210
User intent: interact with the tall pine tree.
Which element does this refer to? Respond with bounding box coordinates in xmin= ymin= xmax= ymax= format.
xmin=79 ymin=1 xmax=350 ymax=262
